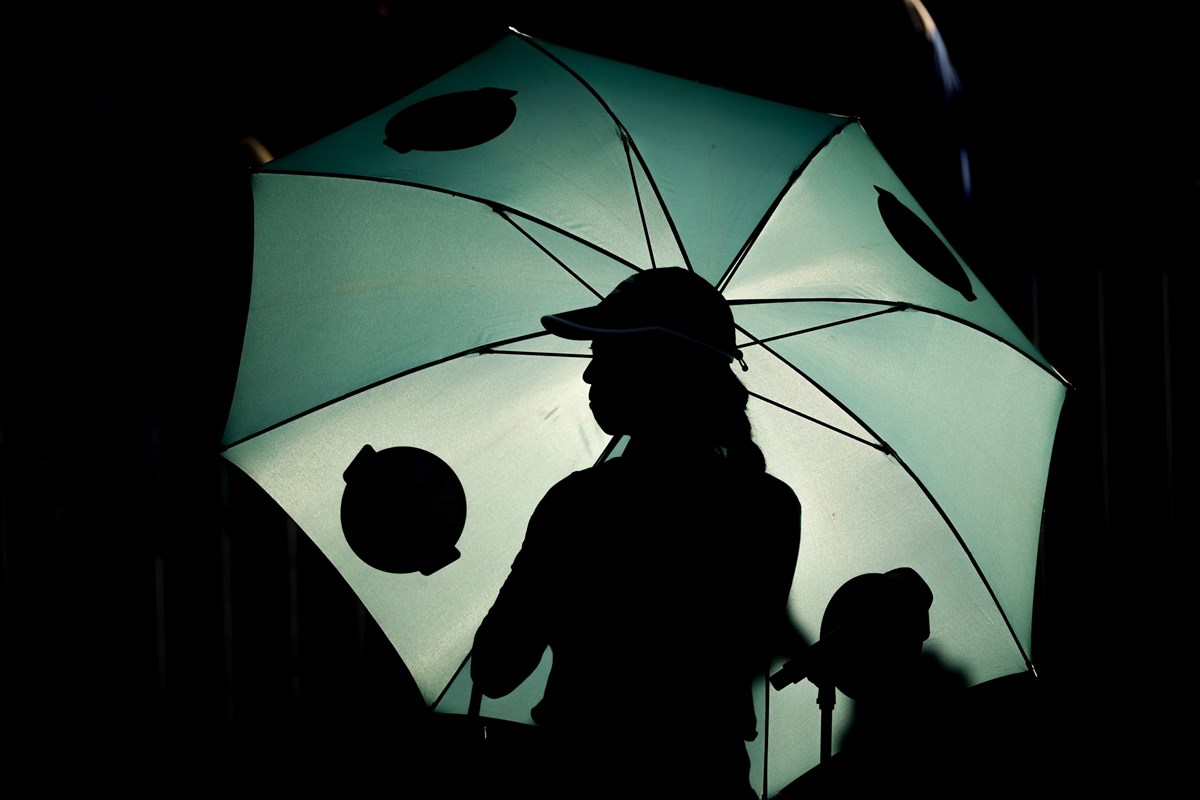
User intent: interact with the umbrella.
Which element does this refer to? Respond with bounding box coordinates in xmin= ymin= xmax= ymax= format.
xmin=220 ymin=28 xmax=1067 ymax=796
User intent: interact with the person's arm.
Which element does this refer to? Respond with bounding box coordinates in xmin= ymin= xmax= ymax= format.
xmin=470 ymin=477 xmax=572 ymax=699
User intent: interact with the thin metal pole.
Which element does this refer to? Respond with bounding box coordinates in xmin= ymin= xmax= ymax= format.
xmin=817 ymin=681 xmax=836 ymax=765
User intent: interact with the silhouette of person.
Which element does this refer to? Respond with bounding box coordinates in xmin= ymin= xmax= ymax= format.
xmin=470 ymin=267 xmax=802 ymax=798
xmin=777 ymin=567 xmax=970 ymax=797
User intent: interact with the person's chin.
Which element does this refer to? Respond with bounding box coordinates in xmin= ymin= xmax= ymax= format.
xmin=589 ymin=404 xmax=623 ymax=436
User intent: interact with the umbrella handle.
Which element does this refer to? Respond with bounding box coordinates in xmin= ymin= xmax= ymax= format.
xmin=817 ymin=680 xmax=836 ymax=765
xmin=465 ymin=681 xmax=488 ymax=748
xmin=469 ymin=681 xmax=483 ymax=719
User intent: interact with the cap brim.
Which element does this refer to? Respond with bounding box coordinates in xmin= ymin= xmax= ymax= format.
xmin=542 ymin=308 xmax=743 ymax=364
xmin=541 ymin=307 xmax=624 ymax=340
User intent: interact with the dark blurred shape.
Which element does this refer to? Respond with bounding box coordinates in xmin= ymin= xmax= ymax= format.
xmin=770 ymin=566 xmax=933 ymax=694
xmin=817 ymin=566 xmax=933 ymax=700
xmin=774 ymin=567 xmax=987 ymax=797
xmin=341 ymin=444 xmax=466 ymax=574
xmin=384 ymin=88 xmax=518 ymax=153
xmin=877 ymin=185 xmax=975 ymax=301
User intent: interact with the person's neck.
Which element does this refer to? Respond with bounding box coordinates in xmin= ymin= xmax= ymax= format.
xmin=623 ymin=433 xmax=723 ymax=462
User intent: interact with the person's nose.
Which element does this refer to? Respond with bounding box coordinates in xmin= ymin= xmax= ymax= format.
xmin=583 ymin=357 xmax=598 ymax=384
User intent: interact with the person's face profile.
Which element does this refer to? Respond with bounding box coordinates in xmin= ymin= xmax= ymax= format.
xmin=583 ymin=337 xmax=661 ymax=436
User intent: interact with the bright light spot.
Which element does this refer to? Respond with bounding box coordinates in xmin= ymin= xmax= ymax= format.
xmin=905 ymin=0 xmax=962 ymax=101
xmin=240 ymin=136 xmax=274 ymax=166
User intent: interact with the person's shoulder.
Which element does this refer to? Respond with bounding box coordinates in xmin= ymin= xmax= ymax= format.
xmin=541 ymin=458 xmax=631 ymax=499
xmin=529 ymin=460 xmax=632 ymax=530
xmin=758 ymin=470 xmax=801 ymax=506
xmin=559 ymin=457 xmax=627 ymax=483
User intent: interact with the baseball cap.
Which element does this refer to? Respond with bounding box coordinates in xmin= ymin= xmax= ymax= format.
xmin=541 ymin=267 xmax=742 ymax=364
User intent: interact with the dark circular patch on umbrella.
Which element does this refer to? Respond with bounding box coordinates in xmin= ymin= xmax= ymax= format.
xmin=341 ymin=445 xmax=466 ymax=575
xmin=876 ymin=185 xmax=975 ymax=301
xmin=384 ymin=88 xmax=518 ymax=153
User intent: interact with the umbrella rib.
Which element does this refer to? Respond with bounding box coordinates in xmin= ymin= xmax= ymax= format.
xmin=258 ymin=167 xmax=652 ymax=278
xmin=731 ymin=297 xmax=1070 ymax=386
xmin=742 ymin=303 xmax=906 ymax=346
xmin=498 ymin=209 xmax=633 ymax=302
xmin=477 ymin=348 xmax=590 ymax=359
xmin=619 ymin=127 xmax=658 ymax=270
xmin=746 ymin=389 xmax=888 ymax=453
xmin=220 ymin=331 xmax=559 ymax=452
xmin=896 ymin=460 xmax=1035 ymax=671
xmin=515 ymin=31 xmax=694 ymax=273
xmin=880 ymin=460 xmax=1035 ymax=671
xmin=745 ymin=334 xmax=896 ymax=454
xmin=277 ymin=169 xmax=667 ymax=300
xmin=717 ymin=119 xmax=858 ymax=293
xmin=748 ymin=335 xmax=1035 ymax=672
xmin=432 ymin=651 xmax=474 ymax=713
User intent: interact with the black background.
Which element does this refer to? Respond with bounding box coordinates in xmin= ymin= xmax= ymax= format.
xmin=4 ymin=1 xmax=1190 ymax=791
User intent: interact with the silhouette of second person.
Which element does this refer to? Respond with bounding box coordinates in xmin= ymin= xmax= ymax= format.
xmin=471 ymin=268 xmax=802 ymax=798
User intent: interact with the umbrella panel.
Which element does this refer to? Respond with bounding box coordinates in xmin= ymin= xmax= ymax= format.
xmin=224 ymin=341 xmax=608 ymax=703
xmin=225 ymin=177 xmax=635 ymax=447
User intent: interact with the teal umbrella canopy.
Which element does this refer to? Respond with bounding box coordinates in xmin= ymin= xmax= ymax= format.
xmin=221 ymin=29 xmax=1066 ymax=796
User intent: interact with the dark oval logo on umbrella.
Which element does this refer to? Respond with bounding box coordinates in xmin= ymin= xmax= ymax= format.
xmin=384 ymin=87 xmax=518 ymax=153
xmin=341 ymin=444 xmax=466 ymax=575
xmin=876 ymin=185 xmax=975 ymax=301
